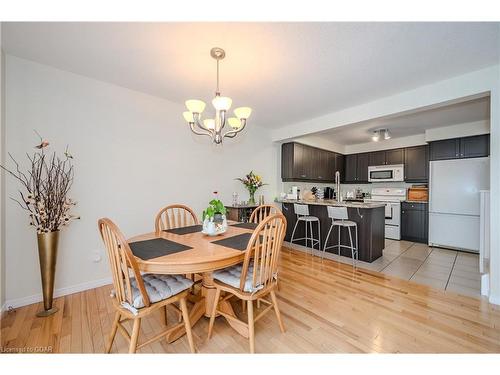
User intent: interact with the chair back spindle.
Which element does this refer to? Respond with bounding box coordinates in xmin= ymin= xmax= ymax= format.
xmin=154 ymin=204 xmax=199 ymax=233
xmin=98 ymin=218 xmax=151 ymax=308
xmin=249 ymin=204 xmax=280 ymax=224
xmin=239 ymin=213 xmax=287 ymax=292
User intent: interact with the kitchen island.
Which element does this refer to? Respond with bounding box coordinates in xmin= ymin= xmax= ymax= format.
xmin=279 ymin=199 xmax=386 ymax=262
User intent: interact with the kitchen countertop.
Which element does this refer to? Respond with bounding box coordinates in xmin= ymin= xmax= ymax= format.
xmin=277 ymin=199 xmax=386 ymax=209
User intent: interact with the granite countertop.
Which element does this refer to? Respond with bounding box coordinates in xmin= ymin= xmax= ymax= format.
xmin=278 ymin=199 xmax=386 ymax=209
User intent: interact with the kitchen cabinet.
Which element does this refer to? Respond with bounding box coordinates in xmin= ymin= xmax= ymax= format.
xmin=385 ymin=148 xmax=405 ymax=165
xmin=344 ymin=154 xmax=358 ymax=183
xmin=281 ymin=142 xmax=342 ymax=182
xmin=429 ymin=134 xmax=490 ymax=161
xmin=401 ymin=202 xmax=428 ymax=244
xmin=369 ymin=151 xmax=386 ymax=166
xmin=343 ymin=153 xmax=369 ymax=183
xmin=404 ymin=145 xmax=429 ymax=182
xmin=356 ymin=153 xmax=370 ymax=182
xmin=368 ymin=148 xmax=404 ymax=166
xmin=460 ymin=134 xmax=490 ymax=158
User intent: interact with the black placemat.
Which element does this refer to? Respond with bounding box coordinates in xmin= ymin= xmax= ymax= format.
xmin=164 ymin=224 xmax=203 ymax=235
xmin=129 ymin=238 xmax=192 ymax=260
xmin=211 ymin=233 xmax=261 ymax=251
xmin=230 ymin=222 xmax=258 ymax=230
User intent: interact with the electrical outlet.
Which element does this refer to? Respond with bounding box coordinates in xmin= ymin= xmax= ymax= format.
xmin=92 ymin=250 xmax=102 ymax=263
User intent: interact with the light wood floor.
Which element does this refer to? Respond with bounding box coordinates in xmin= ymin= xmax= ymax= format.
xmin=2 ymin=248 xmax=500 ymax=353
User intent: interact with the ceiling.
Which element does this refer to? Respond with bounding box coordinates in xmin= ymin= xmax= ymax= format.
xmin=2 ymin=22 xmax=499 ymax=129
xmin=312 ymin=96 xmax=490 ymax=145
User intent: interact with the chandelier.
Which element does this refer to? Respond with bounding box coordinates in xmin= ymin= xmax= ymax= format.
xmin=183 ymin=47 xmax=252 ymax=144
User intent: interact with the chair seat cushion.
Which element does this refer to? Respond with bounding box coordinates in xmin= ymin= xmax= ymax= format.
xmin=129 ymin=274 xmax=194 ymax=308
xmin=213 ymin=262 xmax=268 ymax=293
xmin=333 ymin=220 xmax=357 ymax=227
xmin=298 ymin=216 xmax=319 ymax=222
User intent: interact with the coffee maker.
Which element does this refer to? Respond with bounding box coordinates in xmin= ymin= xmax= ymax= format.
xmin=324 ymin=187 xmax=335 ymax=200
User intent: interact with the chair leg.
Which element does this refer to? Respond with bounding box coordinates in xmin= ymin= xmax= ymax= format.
xmin=257 ymin=299 xmax=261 ymax=309
xmin=129 ymin=318 xmax=141 ymax=354
xmin=309 ymin=221 xmax=314 ymax=253
xmin=247 ymin=300 xmax=255 ymax=354
xmin=241 ymin=299 xmax=246 ymax=311
xmin=270 ymin=291 xmax=285 ymax=333
xmin=105 ymin=311 xmax=120 ymax=353
xmin=208 ymin=288 xmax=221 ymax=339
xmin=164 ymin=305 xmax=168 ymax=326
xmin=317 ymin=220 xmax=321 ymax=251
xmin=337 ymin=225 xmax=341 ymax=256
xmin=180 ymin=296 xmax=196 ymax=353
xmin=290 ymin=220 xmax=299 ymax=245
xmin=347 ymin=226 xmax=355 ymax=267
xmin=323 ymin=224 xmax=333 ymax=258
xmin=355 ymin=225 xmax=359 ymax=261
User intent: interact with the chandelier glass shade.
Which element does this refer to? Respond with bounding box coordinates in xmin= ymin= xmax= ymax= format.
xmin=183 ymin=47 xmax=251 ymax=144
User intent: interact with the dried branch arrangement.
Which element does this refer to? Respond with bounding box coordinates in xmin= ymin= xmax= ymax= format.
xmin=0 ymin=132 xmax=79 ymax=233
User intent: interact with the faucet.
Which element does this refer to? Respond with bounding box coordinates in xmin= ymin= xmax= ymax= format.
xmin=335 ymin=171 xmax=341 ymax=203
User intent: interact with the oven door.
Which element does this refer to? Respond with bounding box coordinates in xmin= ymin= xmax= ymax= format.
xmin=368 ymin=167 xmax=395 ymax=182
xmin=385 ymin=202 xmax=401 ymax=226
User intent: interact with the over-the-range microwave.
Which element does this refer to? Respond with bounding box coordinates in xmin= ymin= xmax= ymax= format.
xmin=368 ymin=164 xmax=404 ymax=182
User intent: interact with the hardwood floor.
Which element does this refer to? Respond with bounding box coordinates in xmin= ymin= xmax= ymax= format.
xmin=2 ymin=247 xmax=500 ymax=353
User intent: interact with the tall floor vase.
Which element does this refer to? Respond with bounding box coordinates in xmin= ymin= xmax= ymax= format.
xmin=36 ymin=230 xmax=60 ymax=317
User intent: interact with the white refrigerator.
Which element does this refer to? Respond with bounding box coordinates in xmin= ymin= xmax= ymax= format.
xmin=429 ymin=157 xmax=490 ymax=253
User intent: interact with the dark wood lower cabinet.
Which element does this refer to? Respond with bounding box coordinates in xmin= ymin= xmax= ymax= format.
xmin=281 ymin=203 xmax=385 ymax=262
xmin=401 ymin=202 xmax=428 ymax=244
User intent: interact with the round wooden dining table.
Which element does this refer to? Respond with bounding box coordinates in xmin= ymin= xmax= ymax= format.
xmin=127 ymin=222 xmax=255 ymax=342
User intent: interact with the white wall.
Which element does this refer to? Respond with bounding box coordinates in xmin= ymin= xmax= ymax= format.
xmin=3 ymin=55 xmax=280 ymax=307
xmin=425 ymin=120 xmax=490 ymax=142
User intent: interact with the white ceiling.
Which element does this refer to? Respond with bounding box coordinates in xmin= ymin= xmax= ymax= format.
xmin=2 ymin=22 xmax=499 ymax=129
xmin=312 ymin=96 xmax=490 ymax=145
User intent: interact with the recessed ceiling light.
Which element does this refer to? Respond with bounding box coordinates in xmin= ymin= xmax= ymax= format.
xmin=372 ymin=130 xmax=380 ymax=142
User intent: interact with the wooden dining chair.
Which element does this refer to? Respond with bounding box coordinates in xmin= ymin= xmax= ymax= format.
xmin=98 ymin=218 xmax=196 ymax=354
xmin=207 ymin=213 xmax=287 ymax=353
xmin=154 ymin=204 xmax=199 ymax=234
xmin=249 ymin=204 xmax=280 ymax=224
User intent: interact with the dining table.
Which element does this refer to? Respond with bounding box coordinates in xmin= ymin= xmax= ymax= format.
xmin=127 ymin=221 xmax=258 ymax=343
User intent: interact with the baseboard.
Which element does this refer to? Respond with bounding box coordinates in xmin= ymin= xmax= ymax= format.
xmin=3 ymin=276 xmax=113 ymax=310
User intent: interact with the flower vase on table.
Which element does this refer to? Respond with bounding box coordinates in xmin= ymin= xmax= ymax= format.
xmin=236 ymin=171 xmax=266 ymax=206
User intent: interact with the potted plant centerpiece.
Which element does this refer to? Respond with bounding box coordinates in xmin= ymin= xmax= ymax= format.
xmin=202 ymin=194 xmax=228 ymax=236
xmin=0 ymin=132 xmax=79 ymax=317
xmin=236 ymin=171 xmax=267 ymax=205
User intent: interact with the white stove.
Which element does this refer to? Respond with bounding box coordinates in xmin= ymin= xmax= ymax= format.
xmin=365 ymin=187 xmax=407 ymax=240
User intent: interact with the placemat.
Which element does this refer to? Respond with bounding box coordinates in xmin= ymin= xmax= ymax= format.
xmin=164 ymin=224 xmax=203 ymax=235
xmin=129 ymin=238 xmax=192 ymax=260
xmin=211 ymin=233 xmax=260 ymax=251
xmin=230 ymin=222 xmax=258 ymax=230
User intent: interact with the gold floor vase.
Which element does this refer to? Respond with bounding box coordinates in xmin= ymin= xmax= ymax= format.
xmin=36 ymin=231 xmax=60 ymax=317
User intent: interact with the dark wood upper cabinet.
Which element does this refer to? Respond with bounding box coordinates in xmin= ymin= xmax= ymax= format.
xmin=404 ymin=145 xmax=429 ymax=182
xmin=385 ymin=148 xmax=404 ymax=165
xmin=460 ymin=134 xmax=489 ymax=158
xmin=369 ymin=151 xmax=386 ymax=166
xmin=356 ymin=153 xmax=370 ymax=182
xmin=344 ymin=154 xmax=358 ymax=183
xmin=429 ymin=138 xmax=460 ymax=161
xmin=335 ymin=153 xmax=345 ymax=180
xmin=281 ymin=142 xmax=342 ymax=182
xmin=429 ymin=134 xmax=490 ymax=161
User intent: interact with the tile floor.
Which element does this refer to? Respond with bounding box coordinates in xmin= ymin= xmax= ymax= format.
xmin=286 ymin=238 xmax=482 ymax=298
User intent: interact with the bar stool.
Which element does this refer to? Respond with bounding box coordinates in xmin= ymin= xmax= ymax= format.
xmin=290 ymin=204 xmax=321 ymax=253
xmin=323 ymin=206 xmax=358 ymax=265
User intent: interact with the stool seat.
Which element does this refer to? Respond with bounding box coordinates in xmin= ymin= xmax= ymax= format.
xmin=333 ymin=220 xmax=356 ymax=227
xmin=298 ymin=216 xmax=320 ymax=222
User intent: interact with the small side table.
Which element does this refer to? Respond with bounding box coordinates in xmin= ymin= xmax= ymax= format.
xmin=225 ymin=205 xmax=259 ymax=223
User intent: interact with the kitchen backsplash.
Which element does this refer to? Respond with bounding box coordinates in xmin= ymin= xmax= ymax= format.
xmin=282 ymin=181 xmax=414 ymax=199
